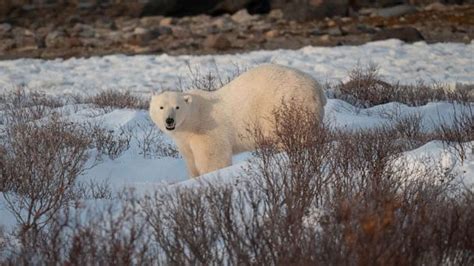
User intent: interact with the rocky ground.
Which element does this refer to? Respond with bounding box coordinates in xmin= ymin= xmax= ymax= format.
xmin=0 ymin=3 xmax=473 ymax=60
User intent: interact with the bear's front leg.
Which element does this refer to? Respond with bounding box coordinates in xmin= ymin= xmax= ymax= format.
xmin=190 ymin=137 xmax=232 ymax=176
xmin=176 ymin=143 xmax=199 ymax=178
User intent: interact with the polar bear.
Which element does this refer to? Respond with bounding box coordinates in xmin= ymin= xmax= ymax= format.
xmin=150 ymin=64 xmax=326 ymax=178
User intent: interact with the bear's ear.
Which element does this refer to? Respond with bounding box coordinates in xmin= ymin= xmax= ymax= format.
xmin=183 ymin=95 xmax=192 ymax=104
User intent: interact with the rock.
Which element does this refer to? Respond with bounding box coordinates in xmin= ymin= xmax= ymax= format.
xmin=12 ymin=27 xmax=34 ymax=37
xmin=159 ymin=17 xmax=175 ymax=26
xmin=66 ymin=15 xmax=83 ymax=25
xmin=171 ymin=26 xmax=191 ymax=38
xmin=134 ymin=27 xmax=148 ymax=35
xmin=265 ymin=29 xmax=279 ymax=39
xmin=45 ymin=31 xmax=66 ymax=48
xmin=0 ymin=23 xmax=12 ymax=33
xmin=140 ymin=16 xmax=165 ymax=27
xmin=131 ymin=27 xmax=161 ymax=45
xmin=341 ymin=17 xmax=352 ymax=23
xmin=252 ymin=21 xmax=271 ymax=32
xmin=81 ymin=38 xmax=104 ymax=48
xmin=231 ymin=9 xmax=257 ymax=24
xmin=320 ymin=34 xmax=331 ymax=42
xmin=356 ymin=24 xmax=378 ymax=34
xmin=36 ymin=26 xmax=53 ymax=39
xmin=375 ymin=4 xmax=418 ymax=18
xmin=204 ymin=34 xmax=231 ymax=50
xmin=15 ymin=36 xmax=37 ymax=50
xmin=72 ymin=23 xmax=96 ymax=38
xmin=115 ymin=18 xmax=139 ymax=30
xmin=250 ymin=32 xmax=265 ymax=44
xmin=191 ymin=14 xmax=212 ymax=23
xmin=424 ymin=2 xmax=447 ymax=12
xmin=310 ymin=27 xmax=324 ymax=36
xmin=327 ymin=19 xmax=337 ymax=27
xmin=95 ymin=19 xmax=115 ymax=30
xmin=212 ymin=16 xmax=235 ymax=31
xmin=372 ymin=27 xmax=424 ymax=43
xmin=157 ymin=26 xmax=172 ymax=35
xmin=268 ymin=9 xmax=284 ymax=20
xmin=104 ymin=31 xmax=122 ymax=43
xmin=0 ymin=38 xmax=15 ymax=51
xmin=341 ymin=24 xmax=358 ymax=35
xmin=327 ymin=26 xmax=343 ymax=36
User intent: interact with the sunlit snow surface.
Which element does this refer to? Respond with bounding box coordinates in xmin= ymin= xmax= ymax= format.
xmin=0 ymin=40 xmax=473 ymax=230
xmin=0 ymin=40 xmax=473 ymax=94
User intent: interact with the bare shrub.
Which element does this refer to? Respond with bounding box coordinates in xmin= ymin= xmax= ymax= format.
xmin=84 ymin=90 xmax=148 ymax=110
xmin=176 ymin=62 xmax=245 ymax=92
xmin=74 ymin=179 xmax=113 ymax=200
xmin=436 ymin=104 xmax=474 ymax=163
xmin=1 ymin=193 xmax=153 ymax=265
xmin=131 ymin=121 xmax=179 ymax=159
xmin=1 ymin=113 xmax=92 ymax=234
xmin=87 ymin=123 xmax=132 ymax=160
xmin=390 ymin=112 xmax=431 ymax=149
xmin=1 ymin=82 xmax=473 ymax=264
xmin=1 ymin=88 xmax=63 ymax=124
xmin=142 ymin=187 xmax=222 ymax=265
xmin=140 ymin=102 xmax=473 ymax=265
xmin=334 ymin=65 xmax=471 ymax=107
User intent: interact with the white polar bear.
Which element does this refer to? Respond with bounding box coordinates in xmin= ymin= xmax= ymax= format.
xmin=150 ymin=64 xmax=326 ymax=178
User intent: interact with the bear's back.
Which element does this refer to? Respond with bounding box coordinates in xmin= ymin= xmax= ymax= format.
xmin=214 ymin=64 xmax=325 ymax=152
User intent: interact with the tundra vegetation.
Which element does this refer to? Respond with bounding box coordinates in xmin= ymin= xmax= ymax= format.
xmin=0 ymin=66 xmax=472 ymax=265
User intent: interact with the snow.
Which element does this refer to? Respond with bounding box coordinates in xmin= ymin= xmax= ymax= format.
xmin=0 ymin=40 xmax=473 ymax=95
xmin=0 ymin=40 xmax=473 ymax=231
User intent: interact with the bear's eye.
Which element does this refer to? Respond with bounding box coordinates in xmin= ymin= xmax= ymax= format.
xmin=160 ymin=106 xmax=163 ymax=110
xmin=176 ymin=106 xmax=180 ymax=110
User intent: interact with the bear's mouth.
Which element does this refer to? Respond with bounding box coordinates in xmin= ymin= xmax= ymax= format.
xmin=166 ymin=124 xmax=176 ymax=130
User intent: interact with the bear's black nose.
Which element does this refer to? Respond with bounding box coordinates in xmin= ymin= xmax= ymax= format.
xmin=166 ymin=118 xmax=174 ymax=125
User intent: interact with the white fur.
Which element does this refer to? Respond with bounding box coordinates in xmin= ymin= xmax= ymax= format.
xmin=150 ymin=64 xmax=326 ymax=177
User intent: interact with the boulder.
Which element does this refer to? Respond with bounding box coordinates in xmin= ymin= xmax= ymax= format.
xmin=15 ymin=36 xmax=38 ymax=50
xmin=140 ymin=16 xmax=165 ymax=27
xmin=212 ymin=16 xmax=235 ymax=31
xmin=327 ymin=26 xmax=343 ymax=36
xmin=268 ymin=9 xmax=284 ymax=20
xmin=0 ymin=38 xmax=15 ymax=51
xmin=204 ymin=34 xmax=231 ymax=50
xmin=265 ymin=29 xmax=279 ymax=38
xmin=159 ymin=17 xmax=175 ymax=26
xmin=45 ymin=31 xmax=66 ymax=48
xmin=231 ymin=9 xmax=257 ymax=24
xmin=131 ymin=27 xmax=161 ymax=45
xmin=0 ymin=23 xmax=12 ymax=34
xmin=424 ymin=2 xmax=447 ymax=12
xmin=171 ymin=26 xmax=191 ymax=38
xmin=71 ymin=23 xmax=96 ymax=38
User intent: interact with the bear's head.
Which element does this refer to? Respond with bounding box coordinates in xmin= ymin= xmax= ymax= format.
xmin=149 ymin=91 xmax=192 ymax=132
